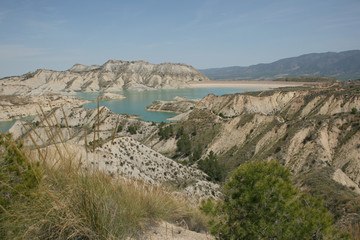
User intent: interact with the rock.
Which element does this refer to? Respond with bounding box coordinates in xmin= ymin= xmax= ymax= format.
xmin=98 ymin=92 xmax=126 ymax=101
xmin=0 ymin=94 xmax=90 ymax=121
xmin=144 ymin=221 xmax=214 ymax=240
xmin=146 ymin=97 xmax=199 ymax=114
xmin=333 ymin=169 xmax=360 ymax=194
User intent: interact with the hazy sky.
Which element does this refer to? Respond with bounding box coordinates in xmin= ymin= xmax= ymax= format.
xmin=1 ymin=0 xmax=359 ymax=77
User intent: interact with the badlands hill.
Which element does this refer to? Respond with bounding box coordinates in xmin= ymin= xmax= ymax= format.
xmin=9 ymin=104 xmax=220 ymax=202
xmin=0 ymin=60 xmax=209 ymax=95
xmin=146 ymin=81 xmax=360 ymax=228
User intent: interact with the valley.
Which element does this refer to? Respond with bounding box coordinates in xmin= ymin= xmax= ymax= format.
xmin=1 ymin=59 xmax=359 ymax=239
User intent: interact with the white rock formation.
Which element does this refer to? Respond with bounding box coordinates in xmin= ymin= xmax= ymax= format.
xmin=0 ymin=60 xmax=209 ymax=95
xmin=98 ymin=92 xmax=126 ymax=101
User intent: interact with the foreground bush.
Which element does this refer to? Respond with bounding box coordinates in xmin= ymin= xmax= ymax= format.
xmin=201 ymin=160 xmax=349 ymax=239
xmin=0 ymin=134 xmax=205 ymax=239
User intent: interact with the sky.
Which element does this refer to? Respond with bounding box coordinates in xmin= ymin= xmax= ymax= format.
xmin=0 ymin=0 xmax=360 ymax=78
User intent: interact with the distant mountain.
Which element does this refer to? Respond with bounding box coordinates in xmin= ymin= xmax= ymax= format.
xmin=200 ymin=50 xmax=360 ymax=81
xmin=0 ymin=60 xmax=209 ymax=95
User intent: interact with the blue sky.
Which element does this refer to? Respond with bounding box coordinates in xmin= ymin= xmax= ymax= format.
xmin=0 ymin=0 xmax=359 ymax=77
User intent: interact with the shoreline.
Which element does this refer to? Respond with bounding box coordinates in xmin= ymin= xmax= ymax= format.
xmin=187 ymin=80 xmax=313 ymax=89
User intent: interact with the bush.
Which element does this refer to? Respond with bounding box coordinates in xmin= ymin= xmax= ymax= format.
xmin=202 ymin=160 xmax=346 ymax=239
xmin=351 ymin=107 xmax=358 ymax=114
xmin=117 ymin=125 xmax=123 ymax=132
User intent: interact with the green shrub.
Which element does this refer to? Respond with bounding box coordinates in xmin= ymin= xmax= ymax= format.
xmin=0 ymin=134 xmax=41 ymax=210
xmin=202 ymin=160 xmax=347 ymax=239
xmin=351 ymin=107 xmax=358 ymax=114
xmin=127 ymin=125 xmax=138 ymax=135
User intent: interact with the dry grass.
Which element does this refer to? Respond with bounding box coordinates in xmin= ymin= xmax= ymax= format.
xmin=0 ymin=104 xmax=208 ymax=239
xmin=347 ymin=223 xmax=360 ymax=240
xmin=2 ymin=157 xmax=195 ymax=239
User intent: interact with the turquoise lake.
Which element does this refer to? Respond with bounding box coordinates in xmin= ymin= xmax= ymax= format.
xmin=0 ymin=87 xmax=259 ymax=132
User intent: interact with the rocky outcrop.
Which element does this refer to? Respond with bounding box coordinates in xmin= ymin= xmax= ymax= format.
xmin=146 ymin=96 xmax=200 ymax=114
xmin=98 ymin=92 xmax=126 ymax=101
xmin=196 ymin=90 xmax=360 ymax=117
xmin=0 ymin=94 xmax=90 ymax=121
xmin=192 ymin=86 xmax=360 ymax=184
xmin=9 ymin=105 xmax=156 ymax=145
xmin=0 ymin=60 xmax=209 ymax=95
xmin=87 ymin=137 xmax=220 ymax=201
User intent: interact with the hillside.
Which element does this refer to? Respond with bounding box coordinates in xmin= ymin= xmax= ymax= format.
xmin=0 ymin=60 xmax=209 ymax=95
xmin=200 ymin=50 xmax=360 ymax=81
xmin=8 ymin=104 xmax=220 ymax=202
xmin=145 ymin=80 xmax=360 ymax=229
xmin=4 ymin=77 xmax=360 ymax=236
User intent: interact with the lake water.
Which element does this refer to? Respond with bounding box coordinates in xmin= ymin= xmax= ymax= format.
xmin=0 ymin=115 xmax=36 ymax=133
xmin=0 ymin=87 xmax=258 ymax=132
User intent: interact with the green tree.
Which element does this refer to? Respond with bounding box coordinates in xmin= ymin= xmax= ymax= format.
xmin=189 ymin=145 xmax=202 ymax=164
xmin=202 ymin=160 xmax=345 ymax=239
xmin=176 ymin=126 xmax=185 ymax=139
xmin=176 ymin=134 xmax=191 ymax=156
xmin=198 ymin=151 xmax=225 ymax=182
xmin=158 ymin=125 xmax=174 ymax=140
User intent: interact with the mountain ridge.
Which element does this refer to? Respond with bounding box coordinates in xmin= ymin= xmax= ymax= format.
xmin=200 ymin=50 xmax=360 ymax=81
xmin=0 ymin=60 xmax=209 ymax=95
